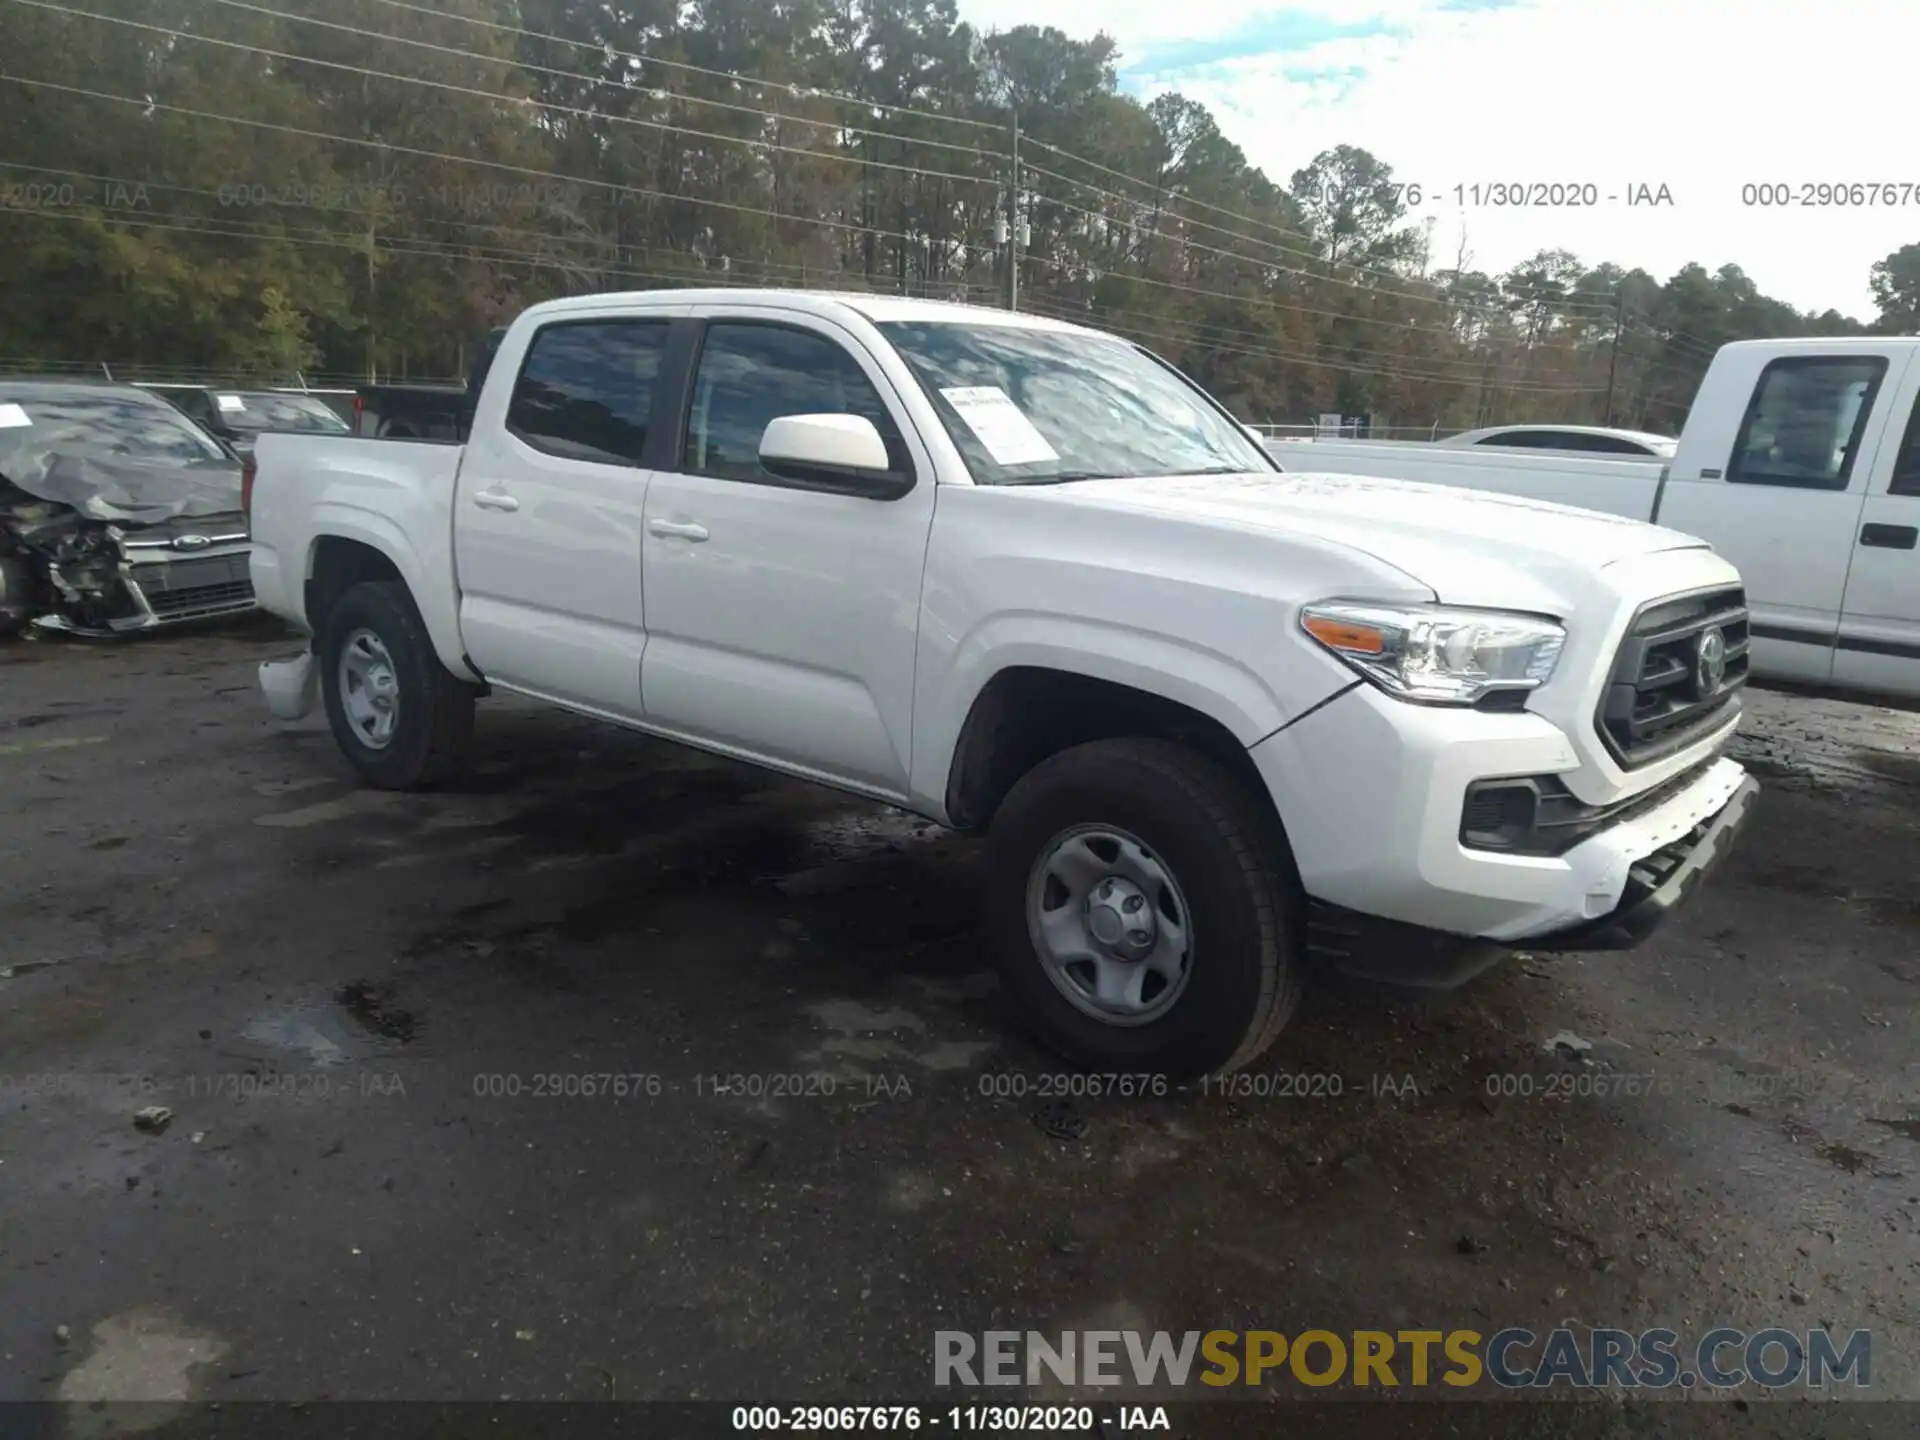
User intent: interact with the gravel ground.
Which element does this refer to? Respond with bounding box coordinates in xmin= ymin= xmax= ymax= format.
xmin=0 ymin=619 xmax=1914 ymax=1436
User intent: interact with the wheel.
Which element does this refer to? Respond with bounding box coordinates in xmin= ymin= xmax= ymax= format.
xmin=318 ymin=579 xmax=474 ymax=789
xmin=985 ymin=738 xmax=1303 ymax=1078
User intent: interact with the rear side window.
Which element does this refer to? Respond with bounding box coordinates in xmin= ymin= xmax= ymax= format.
xmin=1889 ymin=396 xmax=1920 ymax=497
xmin=506 ymin=320 xmax=668 ymax=465
xmin=1727 ymin=356 xmax=1886 ymax=491
xmin=1582 ymin=435 xmax=1653 ymax=454
xmin=1477 ymin=431 xmax=1552 ymax=448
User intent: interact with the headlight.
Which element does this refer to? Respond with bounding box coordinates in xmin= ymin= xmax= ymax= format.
xmin=1300 ymin=602 xmax=1565 ymax=705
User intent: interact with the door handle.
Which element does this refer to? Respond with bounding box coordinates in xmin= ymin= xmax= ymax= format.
xmin=472 ymin=489 xmax=520 ymax=513
xmin=1860 ymin=523 xmax=1918 ymax=550
xmin=647 ymin=518 xmax=709 ymax=542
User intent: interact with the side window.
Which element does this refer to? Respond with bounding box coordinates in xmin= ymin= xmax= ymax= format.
xmin=1589 ymin=436 xmax=1650 ymax=455
xmin=1479 ymin=431 xmax=1544 ymax=448
xmin=506 ymin=320 xmax=667 ymax=465
xmin=1727 ymin=356 xmax=1887 ymax=491
xmin=1889 ymin=396 xmax=1920 ymax=497
xmin=683 ymin=322 xmax=907 ymax=483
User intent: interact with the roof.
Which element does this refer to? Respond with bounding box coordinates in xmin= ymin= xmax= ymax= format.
xmin=142 ymin=386 xmax=341 ymax=400
xmin=1719 ymin=335 xmax=1920 ymax=354
xmin=0 ymin=377 xmax=178 ymax=404
xmin=520 ymin=287 xmax=1097 ymax=335
xmin=1453 ymin=423 xmax=1675 ymax=445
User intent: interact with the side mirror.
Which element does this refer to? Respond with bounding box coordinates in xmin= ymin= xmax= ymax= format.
xmin=759 ymin=414 xmax=909 ymax=497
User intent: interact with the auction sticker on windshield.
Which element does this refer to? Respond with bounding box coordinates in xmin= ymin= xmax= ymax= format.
xmin=215 ymin=393 xmax=247 ymax=413
xmin=0 ymin=403 xmax=31 ymax=428
xmin=940 ymin=386 xmax=1059 ymax=466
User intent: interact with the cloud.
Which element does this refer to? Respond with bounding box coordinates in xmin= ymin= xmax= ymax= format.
xmin=1122 ymin=14 xmax=1407 ymax=80
xmin=955 ymin=0 xmax=1913 ymax=317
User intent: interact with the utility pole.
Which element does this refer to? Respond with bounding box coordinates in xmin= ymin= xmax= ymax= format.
xmin=1602 ymin=290 xmax=1625 ymax=425
xmin=1005 ymin=107 xmax=1020 ymax=312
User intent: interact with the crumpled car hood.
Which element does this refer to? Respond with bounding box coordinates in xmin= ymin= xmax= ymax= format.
xmin=0 ymin=452 xmax=242 ymax=525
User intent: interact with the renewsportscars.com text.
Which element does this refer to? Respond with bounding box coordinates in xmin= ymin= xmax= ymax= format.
xmin=934 ymin=1327 xmax=1870 ymax=1391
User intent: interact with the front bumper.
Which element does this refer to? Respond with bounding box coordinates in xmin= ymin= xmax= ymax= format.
xmin=1250 ymin=682 xmax=1754 ymax=978
xmin=1528 ymin=775 xmax=1758 ymax=951
xmin=31 ymin=539 xmax=257 ymax=636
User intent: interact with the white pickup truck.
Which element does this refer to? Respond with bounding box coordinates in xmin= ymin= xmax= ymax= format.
xmin=1266 ymin=338 xmax=1920 ymax=701
xmin=248 ymin=290 xmax=1757 ymax=1076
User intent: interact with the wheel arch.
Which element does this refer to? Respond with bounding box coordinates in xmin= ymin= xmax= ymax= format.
xmin=301 ymin=518 xmax=472 ymax=680
xmin=941 ymin=664 xmax=1290 ymax=853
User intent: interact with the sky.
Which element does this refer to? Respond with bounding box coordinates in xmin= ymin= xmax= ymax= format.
xmin=952 ymin=0 xmax=1913 ymax=321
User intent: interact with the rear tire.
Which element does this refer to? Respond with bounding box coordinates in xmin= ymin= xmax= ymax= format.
xmin=985 ymin=738 xmax=1303 ymax=1079
xmin=319 ymin=579 xmax=474 ymax=790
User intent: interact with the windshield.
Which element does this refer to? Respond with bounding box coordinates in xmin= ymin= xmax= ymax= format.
xmin=877 ymin=320 xmax=1275 ymax=484
xmin=0 ymin=388 xmax=229 ymax=469
xmin=215 ymin=393 xmax=351 ymax=434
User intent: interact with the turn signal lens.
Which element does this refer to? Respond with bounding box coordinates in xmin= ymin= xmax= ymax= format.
xmin=1300 ymin=601 xmax=1566 ymax=705
xmin=1300 ymin=615 xmax=1386 ymax=654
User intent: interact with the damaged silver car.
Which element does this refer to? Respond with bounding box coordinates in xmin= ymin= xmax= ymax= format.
xmin=0 ymin=381 xmax=256 ymax=638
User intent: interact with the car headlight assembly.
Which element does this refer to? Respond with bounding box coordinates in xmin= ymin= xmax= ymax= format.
xmin=1300 ymin=602 xmax=1565 ymax=705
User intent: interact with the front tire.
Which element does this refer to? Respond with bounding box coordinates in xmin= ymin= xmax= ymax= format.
xmin=986 ymin=738 xmax=1303 ymax=1078
xmin=318 ymin=579 xmax=474 ymax=790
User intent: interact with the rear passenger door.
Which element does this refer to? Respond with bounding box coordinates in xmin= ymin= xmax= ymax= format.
xmin=1834 ymin=357 xmax=1920 ymax=697
xmin=638 ymin=308 xmax=937 ymax=799
xmin=454 ymin=313 xmax=676 ymax=718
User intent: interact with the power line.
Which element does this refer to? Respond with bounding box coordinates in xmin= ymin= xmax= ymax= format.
xmin=1023 ymin=238 xmax=1612 ymax=342
xmin=0 ymin=158 xmax=962 ymax=285
xmin=0 ymin=200 xmax=998 ymax=300
xmin=1643 ymin=328 xmax=1724 ymax=362
xmin=1022 ymin=136 xmax=1631 ymax=320
xmin=20 ymin=0 xmax=1689 ymax=340
xmin=222 ymin=0 xmax=1663 ymax=337
xmin=195 ymin=0 xmax=1007 ymax=164
xmin=1020 ymin=295 xmax=1607 ymax=394
xmin=1024 ymin=288 xmax=1612 ymax=384
xmin=1018 ymin=250 xmax=1609 ymax=352
xmin=19 ymin=0 xmax=1002 ymax=191
xmin=0 ymin=73 xmax=954 ymax=248
xmin=1021 ymin=163 xmax=1627 ymax=326
xmin=360 ymin=0 xmax=1003 ymax=135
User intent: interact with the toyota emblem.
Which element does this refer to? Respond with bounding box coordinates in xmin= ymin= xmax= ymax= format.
xmin=1694 ymin=626 xmax=1728 ymax=697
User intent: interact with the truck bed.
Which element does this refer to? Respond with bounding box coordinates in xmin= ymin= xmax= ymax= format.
xmin=1263 ymin=437 xmax=1666 ymax=522
xmin=249 ymin=432 xmax=465 ymax=643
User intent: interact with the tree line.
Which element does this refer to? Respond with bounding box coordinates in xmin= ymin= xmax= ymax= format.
xmin=0 ymin=0 xmax=1913 ymax=431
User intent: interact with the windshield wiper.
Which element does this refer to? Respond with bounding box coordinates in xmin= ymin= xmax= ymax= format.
xmin=998 ymin=464 xmax=1255 ymax=486
xmin=997 ymin=470 xmax=1125 ymax=486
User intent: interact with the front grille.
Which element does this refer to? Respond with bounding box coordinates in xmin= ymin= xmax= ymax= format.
xmin=128 ymin=512 xmax=249 ymax=546
xmin=1596 ymin=585 xmax=1748 ymax=768
xmin=131 ymin=551 xmax=255 ymax=618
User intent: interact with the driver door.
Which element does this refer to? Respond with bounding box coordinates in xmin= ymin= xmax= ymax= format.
xmin=638 ymin=309 xmax=937 ymax=799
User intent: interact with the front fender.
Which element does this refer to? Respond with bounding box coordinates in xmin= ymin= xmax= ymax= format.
xmin=908 ymin=613 xmax=1318 ymax=815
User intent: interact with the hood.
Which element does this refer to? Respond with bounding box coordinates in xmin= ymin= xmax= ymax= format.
xmin=0 ymin=451 xmax=243 ymax=526
xmin=1043 ymin=470 xmax=1708 ymax=609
